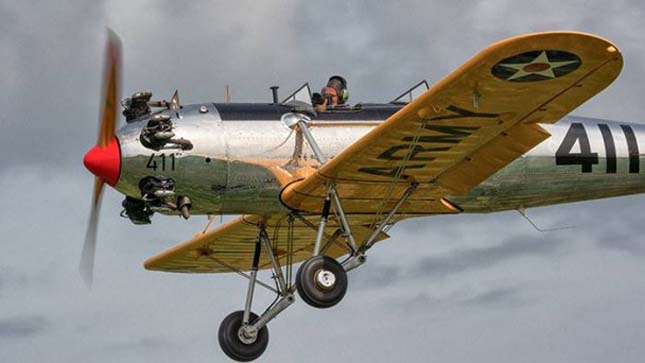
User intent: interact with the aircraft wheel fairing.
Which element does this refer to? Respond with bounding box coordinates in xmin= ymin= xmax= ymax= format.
xmin=218 ymin=311 xmax=269 ymax=362
xmin=296 ymin=256 xmax=348 ymax=308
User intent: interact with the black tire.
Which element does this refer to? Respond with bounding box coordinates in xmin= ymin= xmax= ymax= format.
xmin=218 ymin=311 xmax=269 ymax=362
xmin=295 ymin=256 xmax=348 ymax=308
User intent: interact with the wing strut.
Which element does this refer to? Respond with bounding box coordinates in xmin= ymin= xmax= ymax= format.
xmin=281 ymin=112 xmax=420 ymax=271
xmin=283 ymin=112 xmax=362 ymax=257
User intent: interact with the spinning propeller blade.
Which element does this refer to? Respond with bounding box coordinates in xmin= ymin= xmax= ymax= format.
xmin=80 ymin=30 xmax=122 ymax=288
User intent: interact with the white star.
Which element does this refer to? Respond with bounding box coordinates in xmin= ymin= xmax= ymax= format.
xmin=499 ymin=51 xmax=579 ymax=81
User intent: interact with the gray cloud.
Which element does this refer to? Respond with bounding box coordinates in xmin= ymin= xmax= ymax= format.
xmin=352 ymin=264 xmax=404 ymax=290
xmin=393 ymin=292 xmax=441 ymax=312
xmin=0 ymin=1 xmax=104 ymax=170
xmin=597 ymin=237 xmax=645 ymax=256
xmin=355 ymin=234 xmax=564 ymax=290
xmin=0 ymin=267 xmax=31 ymax=297
xmin=386 ymin=286 xmax=529 ymax=312
xmin=413 ymin=235 xmax=564 ymax=278
xmin=105 ymin=337 xmax=167 ymax=353
xmin=461 ymin=286 xmax=526 ymax=308
xmin=0 ymin=316 xmax=49 ymax=338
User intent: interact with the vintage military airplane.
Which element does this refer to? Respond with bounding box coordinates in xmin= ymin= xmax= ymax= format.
xmin=81 ymin=30 xmax=640 ymax=361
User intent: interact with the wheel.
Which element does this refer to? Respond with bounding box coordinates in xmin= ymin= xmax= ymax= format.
xmin=295 ymin=256 xmax=348 ymax=308
xmin=218 ymin=311 xmax=269 ymax=362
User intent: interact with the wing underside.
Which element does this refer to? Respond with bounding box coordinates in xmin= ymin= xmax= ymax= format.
xmin=144 ymin=214 xmax=389 ymax=273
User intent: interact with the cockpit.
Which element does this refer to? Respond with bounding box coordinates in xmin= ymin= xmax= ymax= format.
xmin=272 ymin=78 xmax=430 ymax=121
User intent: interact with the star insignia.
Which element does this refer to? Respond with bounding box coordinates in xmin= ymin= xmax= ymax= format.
xmin=492 ymin=50 xmax=582 ymax=82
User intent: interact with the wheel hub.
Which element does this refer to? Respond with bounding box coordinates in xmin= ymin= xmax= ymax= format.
xmin=237 ymin=326 xmax=258 ymax=345
xmin=315 ymin=269 xmax=336 ymax=289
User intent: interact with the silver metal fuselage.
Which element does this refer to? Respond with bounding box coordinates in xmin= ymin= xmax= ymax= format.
xmin=114 ymin=103 xmax=645 ymax=216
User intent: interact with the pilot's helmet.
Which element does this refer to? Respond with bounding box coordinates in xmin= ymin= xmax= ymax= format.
xmin=326 ymin=75 xmax=349 ymax=104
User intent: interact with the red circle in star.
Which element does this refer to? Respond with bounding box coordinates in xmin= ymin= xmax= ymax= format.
xmin=523 ymin=63 xmax=551 ymax=72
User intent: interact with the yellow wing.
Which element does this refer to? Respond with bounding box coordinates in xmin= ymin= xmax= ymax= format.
xmin=145 ymin=32 xmax=622 ymax=274
xmin=144 ymin=214 xmax=388 ymax=273
xmin=281 ymin=31 xmax=623 ymax=216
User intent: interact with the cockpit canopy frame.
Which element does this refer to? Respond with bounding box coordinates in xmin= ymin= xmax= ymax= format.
xmin=389 ymin=80 xmax=430 ymax=105
xmin=281 ymin=83 xmax=312 ymax=105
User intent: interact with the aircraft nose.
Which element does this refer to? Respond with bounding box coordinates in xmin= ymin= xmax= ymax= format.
xmin=83 ymin=138 xmax=121 ymax=186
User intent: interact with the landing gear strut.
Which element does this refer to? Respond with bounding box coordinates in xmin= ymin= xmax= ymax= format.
xmin=290 ymin=114 xmax=417 ymax=309
xmin=218 ymin=225 xmax=294 ymax=362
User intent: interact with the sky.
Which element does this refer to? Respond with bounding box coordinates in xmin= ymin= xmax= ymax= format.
xmin=1 ymin=0 xmax=645 ymax=362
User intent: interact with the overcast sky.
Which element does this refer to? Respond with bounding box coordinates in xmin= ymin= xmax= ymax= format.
xmin=2 ymin=1 xmax=645 ymax=362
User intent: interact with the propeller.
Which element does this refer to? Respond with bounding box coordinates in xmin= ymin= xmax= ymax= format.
xmin=80 ymin=30 xmax=122 ymax=288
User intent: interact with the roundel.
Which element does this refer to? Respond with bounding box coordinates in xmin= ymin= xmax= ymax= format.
xmin=491 ymin=50 xmax=581 ymax=82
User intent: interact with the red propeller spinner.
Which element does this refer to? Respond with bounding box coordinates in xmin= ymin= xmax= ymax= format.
xmin=83 ymin=138 xmax=121 ymax=186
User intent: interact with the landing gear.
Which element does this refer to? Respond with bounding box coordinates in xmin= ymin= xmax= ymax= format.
xmin=218 ymin=311 xmax=269 ymax=362
xmin=215 ymin=114 xmax=420 ymax=360
xmin=218 ymin=226 xmax=295 ymax=362
xmin=294 ymin=190 xmax=349 ymax=308
xmin=295 ymin=256 xmax=348 ymax=308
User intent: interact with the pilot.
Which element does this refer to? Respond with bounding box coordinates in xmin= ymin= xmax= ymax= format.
xmin=318 ymin=75 xmax=349 ymax=110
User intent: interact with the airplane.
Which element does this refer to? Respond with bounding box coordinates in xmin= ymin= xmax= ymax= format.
xmin=81 ymin=30 xmax=640 ymax=361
